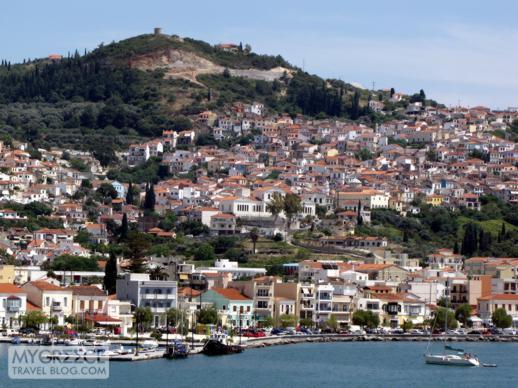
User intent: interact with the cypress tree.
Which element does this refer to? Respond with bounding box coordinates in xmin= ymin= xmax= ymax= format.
xmin=126 ymin=182 xmax=134 ymax=205
xmin=403 ymin=230 xmax=409 ymax=243
xmin=103 ymin=252 xmax=118 ymax=294
xmin=143 ymin=183 xmax=156 ymax=212
xmin=119 ymin=213 xmax=129 ymax=242
xmin=461 ymin=223 xmax=477 ymax=257
xmin=453 ymin=241 xmax=459 ymax=254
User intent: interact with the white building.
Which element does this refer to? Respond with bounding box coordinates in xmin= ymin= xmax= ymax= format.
xmin=116 ymin=273 xmax=177 ymax=327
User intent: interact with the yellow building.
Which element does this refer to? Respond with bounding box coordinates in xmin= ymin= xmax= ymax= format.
xmin=424 ymin=194 xmax=443 ymax=207
xmin=0 ymin=265 xmax=15 ymax=284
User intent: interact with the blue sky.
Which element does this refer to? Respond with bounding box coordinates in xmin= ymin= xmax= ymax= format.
xmin=2 ymin=0 xmax=517 ymax=108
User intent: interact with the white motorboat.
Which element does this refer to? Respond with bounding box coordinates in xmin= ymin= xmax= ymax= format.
xmin=425 ymin=353 xmax=480 ymax=367
xmin=64 ymin=338 xmax=84 ymax=346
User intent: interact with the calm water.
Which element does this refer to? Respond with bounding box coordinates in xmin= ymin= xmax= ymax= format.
xmin=1 ymin=341 xmax=517 ymax=388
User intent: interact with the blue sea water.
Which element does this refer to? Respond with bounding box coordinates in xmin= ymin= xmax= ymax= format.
xmin=1 ymin=341 xmax=517 ymax=388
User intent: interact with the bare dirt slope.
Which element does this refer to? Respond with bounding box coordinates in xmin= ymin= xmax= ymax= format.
xmin=129 ymin=48 xmax=291 ymax=85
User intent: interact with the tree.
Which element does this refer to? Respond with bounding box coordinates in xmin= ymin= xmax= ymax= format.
xmin=148 ymin=266 xmax=168 ymax=280
xmin=434 ymin=307 xmax=458 ymax=329
xmin=325 ymin=315 xmax=338 ymax=332
xmin=492 ymin=307 xmax=512 ymax=328
xmin=126 ymin=182 xmax=135 ymax=205
xmin=266 ymin=192 xmax=284 ymax=222
xmin=261 ymin=316 xmax=275 ymax=328
xmin=194 ymin=243 xmax=215 ymax=261
xmin=127 ymin=231 xmax=151 ymax=273
xmin=453 ymin=241 xmax=459 ymax=255
xmin=349 ymin=91 xmax=361 ymax=120
xmin=171 ymin=116 xmax=193 ymax=131
xmin=455 ymin=304 xmax=472 ymax=327
xmin=197 ymin=306 xmax=219 ymax=324
xmin=355 ymin=148 xmax=373 ymax=161
xmin=21 ymin=311 xmax=48 ymax=330
xmin=134 ymin=307 xmax=153 ymax=332
xmin=352 ymin=310 xmax=380 ymax=328
xmin=426 ymin=149 xmax=438 ymax=162
xmin=119 ymin=213 xmax=129 ymax=242
xmin=103 ymin=252 xmax=118 ymax=294
xmin=143 ymin=183 xmax=156 ymax=212
xmin=357 ymin=200 xmax=363 ymax=226
xmin=279 ymin=314 xmax=297 ymax=328
xmin=390 ymin=87 xmax=395 ymax=97
xmin=96 ymin=183 xmax=118 ymax=200
xmin=461 ymin=223 xmax=478 ymax=257
xmin=222 ymin=68 xmax=231 ymax=78
xmin=283 ymin=193 xmax=302 ymax=233
xmin=401 ymin=320 xmax=414 ymax=332
xmin=299 ymin=318 xmax=313 ymax=328
xmin=166 ymin=308 xmax=188 ymax=334
xmin=249 ymin=228 xmax=259 ymax=254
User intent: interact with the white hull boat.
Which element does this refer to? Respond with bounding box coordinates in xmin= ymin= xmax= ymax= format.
xmin=425 ymin=354 xmax=480 ymax=367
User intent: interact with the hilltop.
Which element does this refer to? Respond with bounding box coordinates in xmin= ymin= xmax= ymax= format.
xmin=0 ymin=31 xmax=430 ymax=162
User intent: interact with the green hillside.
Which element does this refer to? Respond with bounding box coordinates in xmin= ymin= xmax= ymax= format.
xmin=0 ymin=33 xmax=424 ymax=162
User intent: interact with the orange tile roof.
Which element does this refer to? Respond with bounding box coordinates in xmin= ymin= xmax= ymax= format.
xmin=28 ymin=281 xmax=66 ymax=291
xmin=479 ymin=294 xmax=518 ymax=301
xmin=211 ymin=287 xmax=250 ymax=301
xmin=0 ymin=283 xmax=25 ymax=294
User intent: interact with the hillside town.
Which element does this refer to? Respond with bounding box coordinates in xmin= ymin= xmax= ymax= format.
xmin=1 ymin=97 xmax=518 ymax=338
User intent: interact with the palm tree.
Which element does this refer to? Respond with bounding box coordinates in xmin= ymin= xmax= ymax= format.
xmin=250 ymin=228 xmax=259 ymax=254
xmin=148 ymin=266 xmax=168 ymax=280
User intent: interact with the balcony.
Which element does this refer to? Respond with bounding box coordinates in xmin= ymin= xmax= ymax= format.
xmin=51 ymin=303 xmax=62 ymax=312
xmin=317 ymin=303 xmax=332 ymax=312
xmin=142 ymin=293 xmax=175 ymax=300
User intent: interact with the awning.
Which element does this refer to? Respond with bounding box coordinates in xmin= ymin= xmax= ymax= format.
xmin=85 ymin=314 xmax=122 ymax=326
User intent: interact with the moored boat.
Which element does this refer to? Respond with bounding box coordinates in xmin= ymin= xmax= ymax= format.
xmin=202 ymin=333 xmax=244 ymax=356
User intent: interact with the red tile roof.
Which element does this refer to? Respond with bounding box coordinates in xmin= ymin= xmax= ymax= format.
xmin=211 ymin=287 xmax=250 ymax=301
xmin=0 ymin=283 xmax=25 ymax=294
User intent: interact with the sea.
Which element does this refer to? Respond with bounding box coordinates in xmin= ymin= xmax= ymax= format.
xmin=1 ymin=341 xmax=517 ymax=388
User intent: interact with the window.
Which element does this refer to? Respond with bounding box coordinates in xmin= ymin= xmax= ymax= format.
xmin=233 ymin=306 xmax=237 ymax=312
xmin=257 ymin=301 xmax=268 ymax=308
xmin=64 ymin=297 xmax=67 ymax=307
xmin=46 ymin=297 xmax=50 ymax=307
xmin=247 ymin=306 xmax=250 ymax=312
xmin=257 ymin=289 xmax=269 ymax=297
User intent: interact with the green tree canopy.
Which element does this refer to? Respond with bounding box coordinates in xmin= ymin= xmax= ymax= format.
xmin=492 ymin=307 xmax=512 ymax=328
xmin=455 ymin=304 xmax=472 ymax=327
xmin=197 ymin=306 xmax=219 ymax=325
xmin=352 ymin=310 xmax=380 ymax=328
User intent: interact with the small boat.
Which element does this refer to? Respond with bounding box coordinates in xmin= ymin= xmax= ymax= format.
xmin=40 ymin=335 xmax=58 ymax=346
xmin=424 ymin=282 xmax=480 ymax=367
xmin=202 ymin=333 xmax=244 ymax=356
xmin=11 ymin=336 xmax=21 ymax=345
xmin=164 ymin=340 xmax=189 ymax=359
xmin=425 ymin=353 xmax=480 ymax=367
xmin=64 ymin=338 xmax=84 ymax=346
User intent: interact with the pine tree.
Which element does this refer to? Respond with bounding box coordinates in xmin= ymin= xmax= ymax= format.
xmin=119 ymin=213 xmax=129 ymax=242
xmin=103 ymin=252 xmax=118 ymax=294
xmin=403 ymin=230 xmax=409 ymax=243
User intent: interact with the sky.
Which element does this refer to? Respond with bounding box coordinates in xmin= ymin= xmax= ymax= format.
xmin=1 ymin=0 xmax=517 ymax=109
